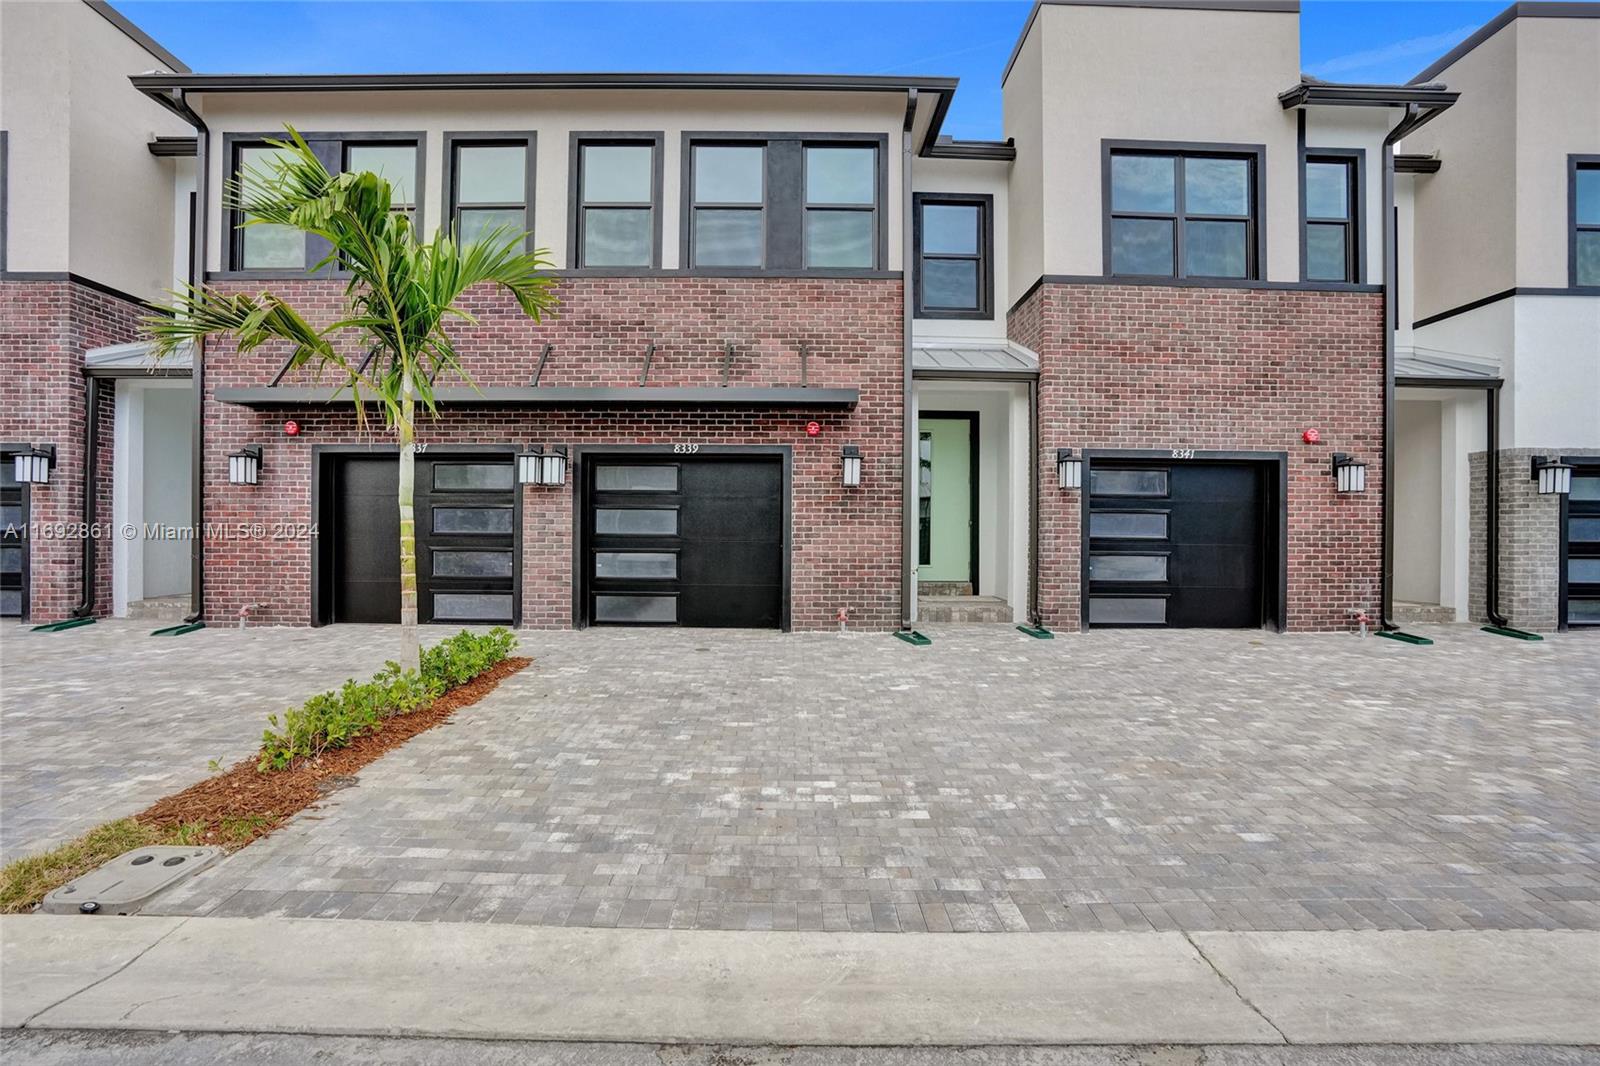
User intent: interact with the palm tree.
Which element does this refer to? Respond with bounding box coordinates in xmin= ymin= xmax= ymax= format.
xmin=147 ymin=128 xmax=557 ymax=670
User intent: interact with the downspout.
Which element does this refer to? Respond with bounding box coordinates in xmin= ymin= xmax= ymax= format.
xmin=68 ymin=374 xmax=102 ymax=618
xmin=1485 ymin=383 xmax=1510 ymax=628
xmin=179 ymin=90 xmax=209 ymax=625
xmin=899 ymin=89 xmax=919 ymax=636
xmin=1378 ymin=107 xmax=1411 ymax=632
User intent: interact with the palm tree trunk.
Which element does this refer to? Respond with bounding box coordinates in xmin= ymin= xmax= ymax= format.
xmin=397 ymin=371 xmax=420 ymax=672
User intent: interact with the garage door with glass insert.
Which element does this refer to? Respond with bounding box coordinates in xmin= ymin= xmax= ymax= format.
xmin=1564 ymin=459 xmax=1600 ymax=628
xmin=585 ymin=456 xmax=783 ymax=627
xmin=1086 ymin=460 xmax=1269 ymax=628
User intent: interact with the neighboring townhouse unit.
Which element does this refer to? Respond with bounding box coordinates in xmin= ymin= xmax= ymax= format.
xmin=2 ymin=0 xmax=1593 ymax=634
xmin=1394 ymin=2 xmax=1600 ymax=631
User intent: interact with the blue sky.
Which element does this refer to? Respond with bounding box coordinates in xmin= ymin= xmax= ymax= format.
xmin=116 ymin=1 xmax=1509 ymax=141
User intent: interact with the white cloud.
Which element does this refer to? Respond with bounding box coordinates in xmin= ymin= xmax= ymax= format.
xmin=1307 ymin=24 xmax=1477 ymax=79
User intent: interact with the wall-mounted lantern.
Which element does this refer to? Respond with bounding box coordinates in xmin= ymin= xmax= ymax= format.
xmin=520 ymin=445 xmax=567 ymax=487
xmin=228 ymin=445 xmax=263 ymax=486
xmin=1056 ymin=448 xmax=1082 ymax=490
xmin=13 ymin=444 xmax=56 ymax=486
xmin=840 ymin=445 xmax=862 ymax=488
xmin=1531 ymin=455 xmax=1573 ymax=496
xmin=1331 ymin=452 xmax=1367 ymax=493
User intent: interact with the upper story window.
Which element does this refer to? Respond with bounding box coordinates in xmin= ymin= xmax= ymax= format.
xmin=1574 ymin=156 xmax=1600 ymax=289
xmin=1104 ymin=143 xmax=1261 ymax=280
xmin=228 ymin=133 xmax=423 ymax=273
xmin=1303 ymin=151 xmax=1361 ymax=284
xmin=683 ymin=134 xmax=884 ymax=273
xmin=573 ymin=136 xmax=661 ymax=268
xmin=446 ymin=135 xmax=533 ymax=248
xmin=913 ymin=192 xmax=992 ymax=319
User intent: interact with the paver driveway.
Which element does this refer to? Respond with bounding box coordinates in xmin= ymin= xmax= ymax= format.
xmin=138 ymin=623 xmax=1600 ymax=932
xmin=0 ymin=622 xmax=460 ymax=861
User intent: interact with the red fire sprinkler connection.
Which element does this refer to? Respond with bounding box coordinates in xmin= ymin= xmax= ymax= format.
xmin=284 ymin=420 xmax=301 ymax=437
xmin=806 ymin=421 xmax=821 ymax=437
xmin=1302 ymin=428 xmax=1321 ymax=445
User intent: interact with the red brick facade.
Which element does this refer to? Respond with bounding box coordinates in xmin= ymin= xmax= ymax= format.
xmin=199 ymin=276 xmax=905 ymax=630
xmin=0 ymin=279 xmax=145 ymax=622
xmin=1010 ymin=281 xmax=1385 ymax=632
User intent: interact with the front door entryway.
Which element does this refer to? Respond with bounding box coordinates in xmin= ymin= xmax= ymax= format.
xmin=917 ymin=414 xmax=977 ymax=594
xmin=581 ymin=455 xmax=784 ymax=628
xmin=321 ymin=452 xmax=517 ymax=625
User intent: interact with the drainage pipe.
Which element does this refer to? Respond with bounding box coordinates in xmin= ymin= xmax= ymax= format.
xmin=181 ymin=90 xmax=210 ymax=625
xmin=1027 ymin=377 xmax=1042 ymax=628
xmin=899 ymin=89 xmax=918 ymax=632
xmin=1485 ymin=384 xmax=1509 ymax=628
xmin=68 ymin=374 xmax=102 ymax=618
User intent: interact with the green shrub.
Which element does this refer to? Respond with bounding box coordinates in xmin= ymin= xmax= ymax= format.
xmin=258 ymin=628 xmax=517 ymax=771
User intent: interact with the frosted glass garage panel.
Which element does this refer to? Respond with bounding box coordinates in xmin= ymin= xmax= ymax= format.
xmin=1089 ymin=512 xmax=1168 ymax=539
xmin=595 ymin=508 xmax=677 ymax=535
xmin=432 ymin=507 xmax=514 ymax=534
xmin=1088 ymin=597 xmax=1167 ymax=624
xmin=432 ymin=592 xmax=513 ymax=621
xmin=432 ymin=463 xmax=514 ymax=491
xmin=595 ymin=594 xmax=677 ymax=623
xmin=432 ymin=550 xmax=513 ymax=578
xmin=595 ymin=466 xmax=679 ymax=492
xmin=1089 ymin=469 xmax=1168 ymax=496
xmin=595 ymin=552 xmax=677 ymax=579
xmin=1089 ymin=555 xmax=1168 ymax=582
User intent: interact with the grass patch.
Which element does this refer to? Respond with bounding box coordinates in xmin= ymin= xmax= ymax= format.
xmin=0 ymin=630 xmax=527 ymax=915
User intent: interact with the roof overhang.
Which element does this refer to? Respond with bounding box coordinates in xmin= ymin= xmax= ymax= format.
xmin=1395 ymin=154 xmax=1442 ymax=174
xmin=215 ymin=386 xmax=858 ymax=409
xmin=1278 ymin=80 xmax=1460 ymax=110
xmin=130 ymin=71 xmax=965 ymax=156
xmin=1394 ymin=346 xmax=1503 ymax=388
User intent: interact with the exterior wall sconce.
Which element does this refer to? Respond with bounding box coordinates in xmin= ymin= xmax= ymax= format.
xmin=841 ymin=445 xmax=862 ymax=488
xmin=1531 ymin=455 xmax=1572 ymax=496
xmin=1331 ymin=453 xmax=1367 ymax=493
xmin=14 ymin=444 xmax=56 ymax=486
xmin=1056 ymin=448 xmax=1082 ymax=490
xmin=227 ymin=445 xmax=263 ymax=486
xmin=519 ymin=445 xmax=568 ymax=487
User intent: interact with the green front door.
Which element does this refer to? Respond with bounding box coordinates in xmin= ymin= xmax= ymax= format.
xmin=917 ymin=415 xmax=976 ymax=590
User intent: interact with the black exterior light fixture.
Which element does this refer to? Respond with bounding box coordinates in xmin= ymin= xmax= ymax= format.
xmin=1331 ymin=452 xmax=1367 ymax=493
xmin=841 ymin=445 xmax=862 ymax=488
xmin=1530 ymin=455 xmax=1573 ymax=496
xmin=227 ymin=445 xmax=262 ymax=486
xmin=1056 ymin=448 xmax=1082 ymax=490
xmin=14 ymin=444 xmax=56 ymax=486
xmin=520 ymin=445 xmax=568 ymax=487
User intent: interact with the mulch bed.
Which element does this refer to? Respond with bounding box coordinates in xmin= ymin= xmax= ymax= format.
xmin=132 ymin=656 xmax=532 ymax=849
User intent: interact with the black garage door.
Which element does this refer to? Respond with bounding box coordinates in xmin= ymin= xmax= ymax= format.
xmin=1086 ymin=460 xmax=1274 ymax=628
xmin=1562 ymin=458 xmax=1600 ymax=628
xmin=583 ymin=455 xmax=783 ymax=628
xmin=323 ymin=454 xmax=517 ymax=625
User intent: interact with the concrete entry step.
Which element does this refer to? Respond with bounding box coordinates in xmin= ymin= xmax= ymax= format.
xmin=125 ymin=596 xmax=188 ymax=623
xmin=919 ymin=595 xmax=1011 ymax=623
xmin=1393 ymin=600 xmax=1458 ymax=625
xmin=918 ymin=580 xmax=972 ymax=597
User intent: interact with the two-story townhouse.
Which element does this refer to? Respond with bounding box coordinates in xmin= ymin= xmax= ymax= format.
xmin=1 ymin=0 xmax=194 ymax=625
xmin=1393 ymin=2 xmax=1600 ymax=632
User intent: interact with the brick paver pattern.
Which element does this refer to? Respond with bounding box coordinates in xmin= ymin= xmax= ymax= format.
xmin=129 ymin=624 xmax=1600 ymax=932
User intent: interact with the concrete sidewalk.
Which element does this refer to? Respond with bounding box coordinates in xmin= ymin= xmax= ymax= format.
xmin=3 ymin=917 xmax=1596 ymax=1046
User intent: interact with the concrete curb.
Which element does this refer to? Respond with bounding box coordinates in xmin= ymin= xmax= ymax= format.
xmin=3 ymin=917 xmax=1597 ymax=1046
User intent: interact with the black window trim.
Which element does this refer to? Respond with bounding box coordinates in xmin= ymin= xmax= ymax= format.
xmin=1300 ymin=146 xmax=1365 ymax=285
xmin=679 ymin=131 xmax=889 ymax=276
xmin=221 ymin=130 xmax=426 ymax=277
xmin=441 ymin=131 xmax=537 ymax=253
xmin=1100 ymin=138 xmax=1266 ymax=282
xmin=912 ymin=191 xmax=994 ymax=320
xmin=567 ymin=131 xmax=665 ymax=271
xmin=1571 ymin=154 xmax=1600 ymax=292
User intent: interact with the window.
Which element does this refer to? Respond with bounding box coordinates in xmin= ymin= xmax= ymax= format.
xmin=1573 ymin=156 xmax=1600 ymax=288
xmin=1303 ymin=151 xmax=1361 ymax=283
xmin=683 ymin=134 xmax=884 ymax=272
xmin=1104 ymin=142 xmax=1261 ymax=280
xmin=573 ymin=135 xmax=661 ymax=268
xmin=227 ymin=133 xmax=424 ymax=272
xmin=446 ymin=135 xmax=532 ymax=248
xmin=914 ymin=193 xmax=992 ymax=318
xmin=804 ymin=146 xmax=877 ymax=268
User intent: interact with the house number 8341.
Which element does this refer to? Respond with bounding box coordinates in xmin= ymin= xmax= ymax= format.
xmin=1171 ymin=448 xmax=1195 ymax=459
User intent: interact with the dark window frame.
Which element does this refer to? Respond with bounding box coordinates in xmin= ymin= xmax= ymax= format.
xmin=912 ymin=191 xmax=994 ymax=320
xmin=567 ymin=131 xmax=665 ymax=271
xmin=679 ymin=131 xmax=889 ymax=276
xmin=801 ymin=141 xmax=883 ymax=271
xmin=1570 ymin=154 xmax=1600 ymax=291
xmin=1100 ymin=139 xmax=1266 ymax=281
xmin=222 ymin=130 xmax=426 ymax=277
xmin=1300 ymin=147 xmax=1365 ymax=284
xmin=441 ymin=131 xmax=537 ymax=252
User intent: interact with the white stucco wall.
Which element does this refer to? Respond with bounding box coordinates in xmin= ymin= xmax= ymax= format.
xmin=1509 ymin=296 xmax=1600 ymax=449
xmin=197 ymin=89 xmax=909 ymax=273
xmin=1396 ymin=399 xmax=1443 ymax=603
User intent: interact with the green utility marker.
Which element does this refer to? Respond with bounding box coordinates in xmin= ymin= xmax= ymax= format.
xmin=1481 ymin=624 xmax=1543 ymax=641
xmin=1016 ymin=623 xmax=1054 ymax=639
xmin=894 ymin=629 xmax=932 ymax=646
xmin=31 ymin=617 xmax=95 ymax=633
xmin=1376 ymin=629 xmax=1434 ymax=646
xmin=150 ymin=621 xmax=205 ymax=637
